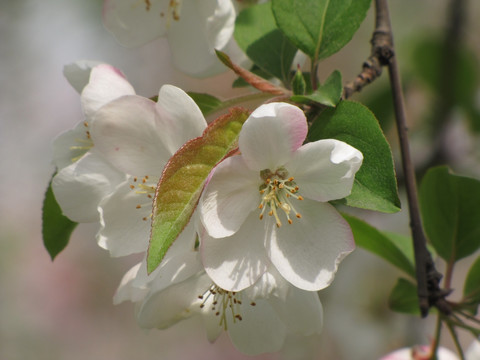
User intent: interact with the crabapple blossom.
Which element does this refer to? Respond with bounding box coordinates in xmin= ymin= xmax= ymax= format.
xmin=199 ymin=102 xmax=363 ymax=292
xmin=89 ymin=84 xmax=207 ymax=256
xmin=51 ymin=63 xmax=134 ymax=222
xmin=103 ymin=0 xmax=236 ymax=76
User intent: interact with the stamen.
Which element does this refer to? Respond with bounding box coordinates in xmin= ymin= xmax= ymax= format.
xmin=258 ymin=168 xmax=303 ymax=225
xmin=197 ymin=284 xmax=243 ymax=330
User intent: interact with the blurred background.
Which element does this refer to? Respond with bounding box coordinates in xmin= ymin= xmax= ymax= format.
xmin=1 ymin=0 xmax=479 ymax=359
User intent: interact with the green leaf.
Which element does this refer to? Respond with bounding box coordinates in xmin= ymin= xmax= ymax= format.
xmin=413 ymin=38 xmax=479 ymax=109
xmin=343 ymin=214 xmax=415 ymax=277
xmin=42 ymin=175 xmax=78 ymax=260
xmin=388 ymin=278 xmax=421 ymax=315
xmin=309 ymin=100 xmax=401 ymax=213
xmin=463 ymin=256 xmax=480 ymax=312
xmin=147 ymin=108 xmax=251 ymax=273
xmin=272 ymin=0 xmax=371 ymax=63
xmin=291 ymin=67 xmax=307 ymax=95
xmin=419 ymin=166 xmax=480 ymax=262
xmin=187 ymin=92 xmax=223 ymax=117
xmin=235 ymin=2 xmax=298 ymax=84
xmin=291 ymin=70 xmax=342 ymax=107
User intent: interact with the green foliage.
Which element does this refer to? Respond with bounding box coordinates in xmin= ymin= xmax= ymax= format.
xmin=272 ymin=0 xmax=371 ymax=63
xmin=42 ymin=175 xmax=78 ymax=260
xmin=463 ymin=256 xmax=480 ymax=312
xmin=419 ymin=166 xmax=480 ymax=262
xmin=343 ymin=214 xmax=415 ymax=277
xmin=291 ymin=70 xmax=342 ymax=107
xmin=309 ymin=100 xmax=401 ymax=213
xmin=187 ymin=92 xmax=223 ymax=116
xmin=235 ymin=2 xmax=298 ymax=84
xmin=148 ymin=108 xmax=251 ymax=273
xmin=388 ymin=278 xmax=421 ymax=315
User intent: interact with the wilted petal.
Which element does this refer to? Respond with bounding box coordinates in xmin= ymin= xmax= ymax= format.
xmin=201 ymin=211 xmax=269 ymax=292
xmin=52 ymin=151 xmax=125 ymax=222
xmin=286 ymin=139 xmax=363 ymax=202
xmin=200 ymin=155 xmax=259 ymax=238
xmin=91 ymin=95 xmax=171 ymax=176
xmin=239 ymin=103 xmax=307 ymax=171
xmin=81 ymin=64 xmax=135 ymax=119
xmin=266 ymin=199 xmax=355 ymax=291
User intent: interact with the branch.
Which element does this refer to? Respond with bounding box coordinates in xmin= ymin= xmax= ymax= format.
xmin=356 ymin=0 xmax=451 ymax=317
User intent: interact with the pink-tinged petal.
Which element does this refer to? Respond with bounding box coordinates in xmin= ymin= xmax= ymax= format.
xmin=155 ymin=85 xmax=207 ymax=154
xmin=52 ymin=151 xmax=125 ymax=223
xmin=285 ymin=139 xmax=363 ymax=202
xmin=266 ymin=199 xmax=355 ymax=291
xmin=239 ymin=103 xmax=307 ymax=171
xmin=136 ymin=272 xmax=212 ymax=329
xmin=91 ymin=95 xmax=171 ymax=176
xmin=113 ymin=263 xmax=149 ymax=305
xmin=200 ymin=155 xmax=259 ymax=238
xmin=103 ymin=0 xmax=169 ymax=47
xmin=380 ymin=346 xmax=459 ymax=360
xmin=63 ymin=60 xmax=102 ymax=94
xmin=97 ymin=180 xmax=153 ymax=256
xmin=167 ymin=0 xmax=235 ymax=76
xmin=201 ymin=212 xmax=269 ymax=292
xmin=228 ymin=298 xmax=286 ymax=355
xmin=81 ymin=64 xmax=135 ymax=119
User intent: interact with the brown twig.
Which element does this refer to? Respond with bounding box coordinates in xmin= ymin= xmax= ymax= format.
xmin=348 ymin=0 xmax=451 ymax=316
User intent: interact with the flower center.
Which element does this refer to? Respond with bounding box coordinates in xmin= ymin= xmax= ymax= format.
xmin=69 ymin=121 xmax=93 ymax=163
xmin=258 ymin=167 xmax=303 ymax=227
xmin=129 ymin=175 xmax=157 ymax=221
xmin=198 ymin=284 xmax=256 ymax=330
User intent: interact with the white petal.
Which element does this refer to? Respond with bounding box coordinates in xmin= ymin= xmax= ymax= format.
xmin=63 ymin=60 xmax=103 ymax=94
xmin=200 ymin=155 xmax=259 ymax=238
xmin=155 ymin=85 xmax=207 ymax=154
xmin=136 ymin=272 xmax=212 ymax=329
xmin=52 ymin=151 xmax=125 ymax=223
xmin=244 ymin=266 xmax=289 ymax=300
xmin=167 ymin=0 xmax=235 ymax=77
xmin=239 ymin=103 xmax=307 ymax=171
xmin=103 ymin=0 xmax=169 ymax=47
xmin=81 ymin=64 xmax=135 ymax=119
xmin=269 ymin=286 xmax=323 ymax=335
xmin=91 ymin=95 xmax=171 ymax=176
xmin=228 ymin=298 xmax=287 ymax=355
xmin=113 ymin=263 xmax=149 ymax=304
xmin=286 ymin=139 xmax=363 ymax=202
xmin=266 ymin=199 xmax=355 ymax=291
xmin=201 ymin=211 xmax=269 ymax=292
xmin=466 ymin=340 xmax=480 ymax=360
xmin=97 ymin=180 xmax=153 ymax=256
xmin=52 ymin=121 xmax=92 ymax=170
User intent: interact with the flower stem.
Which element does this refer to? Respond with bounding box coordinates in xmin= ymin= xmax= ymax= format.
xmin=429 ymin=314 xmax=443 ymax=360
xmin=445 ymin=320 xmax=466 ymax=360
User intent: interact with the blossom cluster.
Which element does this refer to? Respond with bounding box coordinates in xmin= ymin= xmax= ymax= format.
xmin=52 ymin=62 xmax=363 ymax=355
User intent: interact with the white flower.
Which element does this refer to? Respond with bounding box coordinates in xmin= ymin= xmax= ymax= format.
xmin=103 ymin=0 xmax=236 ymax=77
xmin=199 ymin=102 xmax=363 ymax=292
xmin=89 ymin=84 xmax=207 ymax=256
xmin=115 ymin=238 xmax=323 ymax=356
xmin=51 ymin=63 xmax=135 ymax=222
xmin=380 ymin=346 xmax=458 ymax=360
